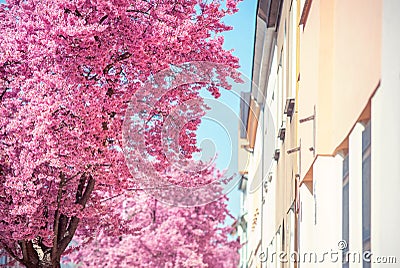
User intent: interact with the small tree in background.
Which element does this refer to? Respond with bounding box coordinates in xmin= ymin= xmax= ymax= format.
xmin=69 ymin=188 xmax=239 ymax=267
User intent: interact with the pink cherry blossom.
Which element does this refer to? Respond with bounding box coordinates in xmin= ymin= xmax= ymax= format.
xmin=0 ymin=0 xmax=241 ymax=267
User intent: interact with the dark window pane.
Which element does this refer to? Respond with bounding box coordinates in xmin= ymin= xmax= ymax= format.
xmin=362 ymin=121 xmax=371 ymax=268
xmin=362 ymin=121 xmax=371 ymax=152
xmin=362 ymin=154 xmax=371 ymax=242
xmin=343 ymin=154 xmax=349 ymax=179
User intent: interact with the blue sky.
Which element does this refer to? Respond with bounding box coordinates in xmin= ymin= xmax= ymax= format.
xmin=196 ymin=0 xmax=256 ymax=218
xmin=223 ymin=0 xmax=257 ymax=217
xmin=222 ymin=1 xmax=257 ymax=78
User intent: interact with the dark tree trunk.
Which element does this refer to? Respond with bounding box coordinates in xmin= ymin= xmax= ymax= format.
xmin=17 ymin=241 xmax=62 ymax=268
xmin=8 ymin=174 xmax=96 ymax=268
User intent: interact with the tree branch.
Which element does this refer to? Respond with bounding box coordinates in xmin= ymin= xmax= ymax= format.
xmin=25 ymin=241 xmax=39 ymax=266
xmin=19 ymin=241 xmax=28 ymax=264
xmin=126 ymin=9 xmax=150 ymax=16
xmin=57 ymin=214 xmax=68 ymax=245
xmin=57 ymin=175 xmax=95 ymax=256
xmin=0 ymin=88 xmax=6 ymax=102
xmin=51 ymin=173 xmax=65 ymax=262
xmin=77 ymin=175 xmax=95 ymax=206
xmin=64 ymin=171 xmax=82 ymax=184
xmin=0 ymin=240 xmax=22 ymax=263
xmin=75 ymin=173 xmax=87 ymax=202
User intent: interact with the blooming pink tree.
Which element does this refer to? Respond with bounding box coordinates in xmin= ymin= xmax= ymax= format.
xmin=0 ymin=0 xmax=240 ymax=267
xmin=68 ymin=186 xmax=240 ymax=267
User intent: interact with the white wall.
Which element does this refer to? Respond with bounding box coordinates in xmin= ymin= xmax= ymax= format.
xmin=298 ymin=156 xmax=342 ymax=268
xmin=370 ymin=0 xmax=400 ymax=266
xmin=312 ymin=156 xmax=343 ymax=268
xmin=299 ymin=183 xmax=316 ymax=268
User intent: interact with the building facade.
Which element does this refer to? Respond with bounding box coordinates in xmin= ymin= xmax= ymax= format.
xmin=238 ymin=0 xmax=400 ymax=267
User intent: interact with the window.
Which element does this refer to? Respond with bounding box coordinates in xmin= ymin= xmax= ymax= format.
xmin=362 ymin=121 xmax=371 ymax=267
xmin=0 ymin=255 xmax=6 ymax=265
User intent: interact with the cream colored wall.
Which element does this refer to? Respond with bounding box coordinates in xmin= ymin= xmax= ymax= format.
xmin=332 ymin=0 xmax=382 ymax=150
xmin=276 ymin=0 xmax=288 ymax=67
xmin=298 ymin=0 xmax=320 ymax=181
xmin=260 ymin=45 xmax=279 ymax=268
xmin=247 ymin=188 xmax=261 ymax=267
xmin=246 ymin=118 xmax=263 ymax=267
xmin=316 ymin=0 xmax=335 ymax=154
xmin=298 ymin=0 xmax=382 ymax=182
xmin=238 ymin=135 xmax=250 ymax=174
xmin=262 ymin=161 xmax=277 ymax=255
xmin=245 ymin=1 xmax=400 ymax=268
xmin=274 ymin=0 xmax=298 ymax=231
xmin=298 ymin=185 xmax=315 ymax=266
xmin=298 ymin=0 xmax=336 ymax=170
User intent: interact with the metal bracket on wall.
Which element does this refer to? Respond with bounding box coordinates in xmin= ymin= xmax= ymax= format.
xmin=299 ymin=105 xmax=316 ymax=157
xmin=287 ymin=146 xmax=300 ymax=154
